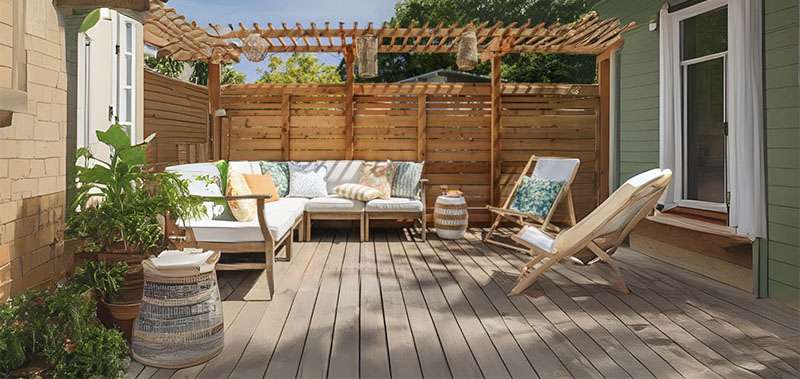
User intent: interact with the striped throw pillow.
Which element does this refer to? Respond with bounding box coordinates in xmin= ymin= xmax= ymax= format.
xmin=391 ymin=161 xmax=424 ymax=199
xmin=335 ymin=183 xmax=383 ymax=201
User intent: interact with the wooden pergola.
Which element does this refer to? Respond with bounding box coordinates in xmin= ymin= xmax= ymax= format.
xmin=143 ymin=0 xmax=635 ymax=204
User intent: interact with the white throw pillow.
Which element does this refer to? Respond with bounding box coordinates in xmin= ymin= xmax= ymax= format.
xmin=288 ymin=162 xmax=328 ymax=198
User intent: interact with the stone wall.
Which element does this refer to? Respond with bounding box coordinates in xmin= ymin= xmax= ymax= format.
xmin=0 ymin=0 xmax=70 ymax=301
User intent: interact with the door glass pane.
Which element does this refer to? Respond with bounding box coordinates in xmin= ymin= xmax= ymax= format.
xmin=126 ymin=54 xmax=132 ymax=86
xmin=681 ymin=6 xmax=727 ymax=60
xmin=124 ymin=88 xmax=132 ymax=123
xmin=684 ymin=57 xmax=725 ymax=204
xmin=125 ymin=23 xmax=133 ymax=53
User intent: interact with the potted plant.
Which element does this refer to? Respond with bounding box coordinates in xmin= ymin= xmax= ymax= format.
xmin=66 ymin=123 xmax=204 ymax=338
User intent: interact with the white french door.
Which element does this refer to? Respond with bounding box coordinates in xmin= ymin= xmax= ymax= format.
xmin=116 ymin=14 xmax=138 ymax=143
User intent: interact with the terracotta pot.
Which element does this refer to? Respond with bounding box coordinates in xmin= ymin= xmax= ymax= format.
xmin=98 ymin=298 xmax=141 ymax=342
xmin=76 ymin=251 xmax=148 ymax=304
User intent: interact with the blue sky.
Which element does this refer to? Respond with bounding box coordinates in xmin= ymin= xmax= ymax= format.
xmin=168 ymin=0 xmax=399 ymax=82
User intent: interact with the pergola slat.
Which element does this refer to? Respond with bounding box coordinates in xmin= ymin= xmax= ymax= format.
xmin=145 ymin=0 xmax=636 ymax=63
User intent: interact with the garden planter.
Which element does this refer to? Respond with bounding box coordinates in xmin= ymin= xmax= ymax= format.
xmin=98 ymin=298 xmax=141 ymax=342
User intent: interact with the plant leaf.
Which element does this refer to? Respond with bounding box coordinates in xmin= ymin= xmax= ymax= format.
xmin=79 ymin=9 xmax=101 ymax=33
xmin=96 ymin=124 xmax=131 ymax=151
xmin=118 ymin=146 xmax=146 ymax=167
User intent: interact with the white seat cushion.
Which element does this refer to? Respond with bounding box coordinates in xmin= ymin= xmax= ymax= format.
xmin=515 ymin=226 xmax=555 ymax=254
xmin=305 ymin=195 xmax=364 ymax=212
xmin=186 ymin=198 xmax=307 ymax=242
xmin=366 ymin=197 xmax=424 ymax=212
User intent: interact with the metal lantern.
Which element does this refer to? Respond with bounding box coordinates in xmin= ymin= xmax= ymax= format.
xmin=356 ymin=35 xmax=378 ymax=78
xmin=456 ymin=30 xmax=478 ymax=70
xmin=240 ymin=33 xmax=269 ymax=62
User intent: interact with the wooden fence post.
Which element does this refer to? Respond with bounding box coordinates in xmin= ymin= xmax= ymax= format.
xmin=596 ymin=54 xmax=611 ymax=203
xmin=417 ymin=94 xmax=427 ymax=162
xmin=344 ymin=46 xmax=355 ymax=160
xmin=281 ymin=94 xmax=291 ymax=160
xmin=208 ymin=62 xmax=221 ymax=160
xmin=490 ymin=55 xmax=502 ymax=207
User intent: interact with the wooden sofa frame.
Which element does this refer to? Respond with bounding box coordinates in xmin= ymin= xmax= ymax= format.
xmin=365 ymin=178 xmax=428 ymax=241
xmin=173 ymin=194 xmax=300 ymax=301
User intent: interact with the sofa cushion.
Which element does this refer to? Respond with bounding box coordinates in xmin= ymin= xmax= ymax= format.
xmin=320 ymin=160 xmax=364 ymax=194
xmin=226 ymin=171 xmax=257 ymax=222
xmin=305 ymin=195 xmax=365 ymax=212
xmin=228 ymin=161 xmax=261 ymax=175
xmin=391 ymin=161 xmax=424 ymax=199
xmin=165 ymin=163 xmax=223 ymax=198
xmin=359 ymin=161 xmax=393 ymax=199
xmin=334 ymin=183 xmax=383 ymax=201
xmin=366 ymin=197 xmax=424 ymax=212
xmin=288 ymin=162 xmax=328 ymax=198
xmin=186 ymin=198 xmax=307 ymax=242
xmin=259 ymin=161 xmax=290 ymax=197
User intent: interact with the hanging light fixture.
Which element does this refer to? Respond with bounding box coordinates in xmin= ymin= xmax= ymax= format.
xmin=240 ymin=32 xmax=269 ymax=62
xmin=456 ymin=30 xmax=478 ymax=70
xmin=356 ymin=34 xmax=378 ymax=78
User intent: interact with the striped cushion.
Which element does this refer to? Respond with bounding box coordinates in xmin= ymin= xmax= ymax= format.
xmin=391 ymin=161 xmax=424 ymax=199
xmin=335 ymin=183 xmax=383 ymax=201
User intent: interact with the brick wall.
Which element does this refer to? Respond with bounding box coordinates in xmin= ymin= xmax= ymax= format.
xmin=0 ymin=0 xmax=70 ymax=301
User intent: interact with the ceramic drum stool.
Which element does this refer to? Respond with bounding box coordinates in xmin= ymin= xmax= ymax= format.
xmin=434 ymin=188 xmax=469 ymax=239
xmin=132 ymin=250 xmax=224 ymax=368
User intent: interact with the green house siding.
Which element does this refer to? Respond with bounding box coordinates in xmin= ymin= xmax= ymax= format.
xmin=764 ymin=0 xmax=800 ymax=307
xmin=595 ymin=0 xmax=800 ymax=306
xmin=595 ymin=0 xmax=662 ymax=184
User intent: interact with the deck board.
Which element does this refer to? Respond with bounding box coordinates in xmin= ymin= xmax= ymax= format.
xmin=126 ymin=228 xmax=800 ymax=379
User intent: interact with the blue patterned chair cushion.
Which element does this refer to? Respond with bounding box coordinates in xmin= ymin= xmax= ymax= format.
xmin=509 ymin=176 xmax=565 ymax=218
xmin=259 ymin=161 xmax=290 ymax=197
xmin=391 ymin=161 xmax=424 ymax=199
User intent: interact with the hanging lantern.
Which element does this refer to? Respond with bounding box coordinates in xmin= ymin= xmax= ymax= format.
xmin=356 ymin=35 xmax=378 ymax=78
xmin=456 ymin=30 xmax=478 ymax=70
xmin=240 ymin=33 xmax=269 ymax=62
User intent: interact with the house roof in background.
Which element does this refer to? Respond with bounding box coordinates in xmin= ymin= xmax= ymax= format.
xmin=397 ymin=69 xmax=490 ymax=83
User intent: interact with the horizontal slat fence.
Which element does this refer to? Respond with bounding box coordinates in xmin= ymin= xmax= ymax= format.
xmin=144 ymin=69 xmax=209 ymax=167
xmin=219 ymin=83 xmax=599 ymax=223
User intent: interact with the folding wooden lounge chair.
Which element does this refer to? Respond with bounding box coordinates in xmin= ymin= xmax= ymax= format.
xmin=509 ymin=168 xmax=672 ymax=296
xmin=484 ymin=155 xmax=580 ymax=252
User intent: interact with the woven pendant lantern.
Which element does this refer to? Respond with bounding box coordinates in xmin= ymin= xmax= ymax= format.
xmin=240 ymin=33 xmax=269 ymax=62
xmin=456 ymin=30 xmax=478 ymax=70
xmin=356 ymin=35 xmax=378 ymax=78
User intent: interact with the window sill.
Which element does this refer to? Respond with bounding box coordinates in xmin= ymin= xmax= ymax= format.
xmin=0 ymin=88 xmax=28 ymax=127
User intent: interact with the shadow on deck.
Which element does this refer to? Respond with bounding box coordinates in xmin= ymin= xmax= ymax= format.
xmin=127 ymin=227 xmax=800 ymax=379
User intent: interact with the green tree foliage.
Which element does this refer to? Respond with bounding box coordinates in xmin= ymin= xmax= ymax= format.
xmin=145 ymin=57 xmax=246 ymax=85
xmin=371 ymin=0 xmax=595 ymax=83
xmin=257 ymin=53 xmax=343 ymax=84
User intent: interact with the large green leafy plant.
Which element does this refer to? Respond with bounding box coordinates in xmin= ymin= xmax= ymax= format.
xmin=66 ymin=124 xmax=204 ymax=254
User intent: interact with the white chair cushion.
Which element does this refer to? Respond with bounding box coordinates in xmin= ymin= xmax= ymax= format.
xmin=228 ymin=161 xmax=261 ymax=175
xmin=515 ymin=226 xmax=556 ymax=254
xmin=186 ymin=198 xmax=307 ymax=242
xmin=305 ymin=195 xmax=365 ymax=212
xmin=366 ymin=197 xmax=424 ymax=212
xmin=320 ymin=160 xmax=364 ymax=194
xmin=532 ymin=158 xmax=580 ymax=182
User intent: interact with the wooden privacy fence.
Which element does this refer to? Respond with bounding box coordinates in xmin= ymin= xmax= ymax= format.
xmin=143 ymin=69 xmax=209 ymax=168
xmin=217 ymin=83 xmax=600 ymax=223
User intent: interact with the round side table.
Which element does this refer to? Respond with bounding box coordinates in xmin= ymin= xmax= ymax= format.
xmin=434 ymin=187 xmax=469 ymax=239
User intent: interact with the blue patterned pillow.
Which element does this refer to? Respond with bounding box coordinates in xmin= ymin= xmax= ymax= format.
xmin=259 ymin=161 xmax=289 ymax=197
xmin=510 ymin=176 xmax=564 ymax=218
xmin=392 ymin=162 xmax=424 ymax=199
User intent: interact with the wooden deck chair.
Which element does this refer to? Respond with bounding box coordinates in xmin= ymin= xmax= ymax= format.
xmin=509 ymin=168 xmax=672 ymax=296
xmin=484 ymin=155 xmax=580 ymax=252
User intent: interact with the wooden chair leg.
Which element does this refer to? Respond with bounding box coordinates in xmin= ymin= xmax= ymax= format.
xmin=484 ymin=215 xmax=502 ymax=242
xmin=265 ymin=243 xmax=275 ymax=301
xmin=359 ymin=213 xmax=365 ymax=242
xmin=364 ymin=214 xmax=370 ymax=242
xmin=421 ymin=212 xmax=427 ymax=241
xmin=305 ymin=213 xmax=311 ymax=241
xmin=510 ymin=256 xmax=559 ymax=296
xmin=284 ymin=232 xmax=293 ymax=261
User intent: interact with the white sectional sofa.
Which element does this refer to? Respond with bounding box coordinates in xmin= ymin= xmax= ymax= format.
xmin=165 ymin=160 xmax=427 ymax=299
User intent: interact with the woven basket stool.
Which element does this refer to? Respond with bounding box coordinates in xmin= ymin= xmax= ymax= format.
xmin=131 ymin=251 xmax=223 ymax=368
xmin=434 ymin=190 xmax=469 ymax=239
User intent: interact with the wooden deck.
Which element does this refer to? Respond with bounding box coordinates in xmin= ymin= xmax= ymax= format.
xmin=127 ymin=228 xmax=800 ymax=379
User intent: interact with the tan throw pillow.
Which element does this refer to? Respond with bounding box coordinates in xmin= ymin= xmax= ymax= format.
xmin=359 ymin=161 xmax=393 ymax=199
xmin=243 ymin=173 xmax=280 ymax=203
xmin=335 ymin=183 xmax=383 ymax=201
xmin=226 ymin=172 xmax=256 ymax=222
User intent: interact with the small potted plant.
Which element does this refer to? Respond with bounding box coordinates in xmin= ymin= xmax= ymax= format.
xmin=66 ymin=123 xmax=204 ymax=338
